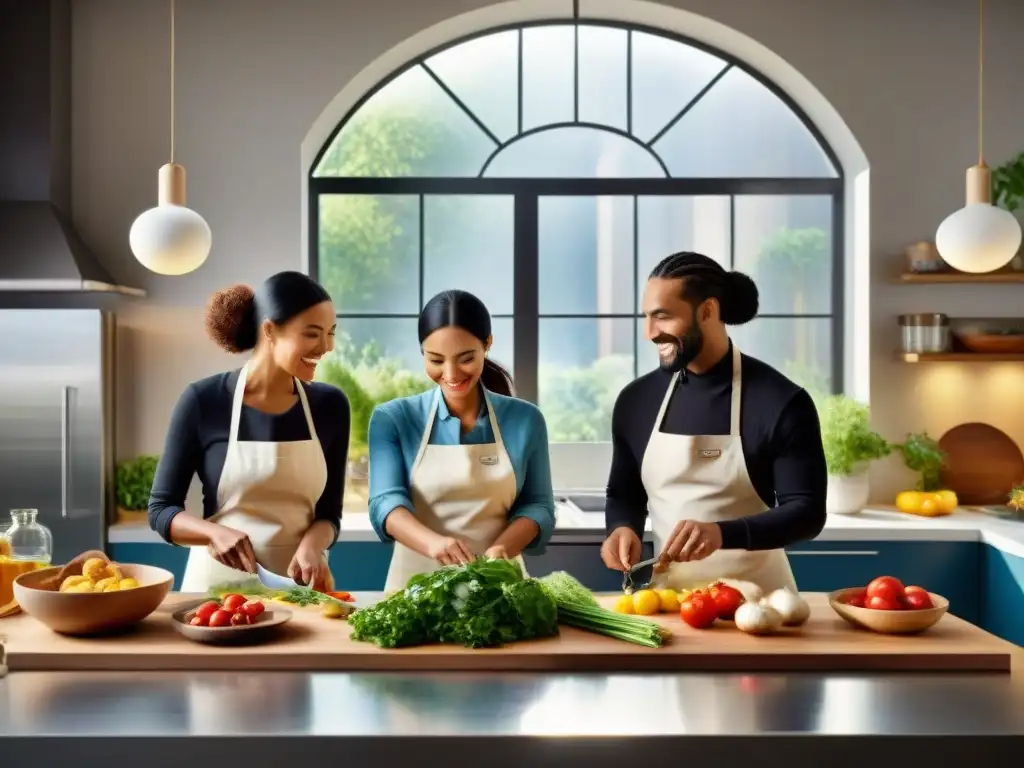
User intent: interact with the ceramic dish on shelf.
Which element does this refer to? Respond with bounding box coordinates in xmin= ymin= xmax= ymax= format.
xmin=170 ymin=600 xmax=293 ymax=645
xmin=828 ymin=588 xmax=947 ymax=634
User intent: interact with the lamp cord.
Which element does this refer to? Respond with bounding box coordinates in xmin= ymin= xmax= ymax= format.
xmin=978 ymin=0 xmax=984 ymax=165
xmin=170 ymin=0 xmax=175 ymax=165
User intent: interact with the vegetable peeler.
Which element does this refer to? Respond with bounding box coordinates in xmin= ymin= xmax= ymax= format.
xmin=621 ymin=556 xmax=665 ymax=595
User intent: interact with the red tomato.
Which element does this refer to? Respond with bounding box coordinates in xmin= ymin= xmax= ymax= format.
xmin=866 ymin=576 xmax=905 ymax=604
xmin=867 ymin=595 xmax=901 ymax=611
xmin=904 ymin=585 xmax=928 ymax=596
xmin=846 ymin=594 xmax=866 ymax=608
xmin=189 ymin=616 xmax=206 ymax=627
xmin=240 ymin=600 xmax=266 ymax=618
xmin=230 ymin=612 xmax=250 ymax=626
xmin=708 ymin=583 xmax=744 ymax=620
xmin=222 ymin=593 xmax=247 ymax=613
xmin=195 ymin=601 xmax=221 ymax=621
xmin=904 ymin=591 xmax=934 ymax=610
xmin=208 ymin=609 xmax=233 ymax=628
xmin=679 ymin=593 xmax=718 ymax=629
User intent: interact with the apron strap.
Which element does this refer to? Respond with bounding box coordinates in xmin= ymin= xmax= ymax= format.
xmin=480 ymin=388 xmax=507 ymax=453
xmin=295 ymin=379 xmax=320 ymax=443
xmin=652 ymin=371 xmax=680 ymax=434
xmin=729 ymin=344 xmax=742 ymax=438
xmin=411 ymin=388 xmax=441 ymax=473
xmin=228 ymin=362 xmax=251 ymax=442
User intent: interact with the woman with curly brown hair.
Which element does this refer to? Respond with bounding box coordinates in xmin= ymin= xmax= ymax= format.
xmin=148 ymin=271 xmax=350 ymax=592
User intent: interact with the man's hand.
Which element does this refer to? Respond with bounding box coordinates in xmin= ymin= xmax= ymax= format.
xmin=600 ymin=527 xmax=642 ymax=572
xmin=484 ymin=544 xmax=511 ymax=560
xmin=659 ymin=520 xmax=723 ymax=563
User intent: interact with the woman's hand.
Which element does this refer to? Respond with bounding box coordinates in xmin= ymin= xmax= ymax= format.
xmin=427 ymin=535 xmax=475 ymax=566
xmin=207 ymin=524 xmax=257 ymax=573
xmin=288 ymin=541 xmax=332 ymax=590
xmin=484 ymin=544 xmax=511 ymax=560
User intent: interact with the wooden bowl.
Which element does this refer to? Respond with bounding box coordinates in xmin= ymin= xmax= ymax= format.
xmin=829 ymin=588 xmax=948 ymax=634
xmin=13 ymin=564 xmax=173 ymax=636
xmin=170 ymin=600 xmax=292 ymax=645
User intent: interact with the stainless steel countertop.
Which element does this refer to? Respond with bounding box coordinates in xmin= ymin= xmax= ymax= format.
xmin=2 ymin=670 xmax=1022 ymax=765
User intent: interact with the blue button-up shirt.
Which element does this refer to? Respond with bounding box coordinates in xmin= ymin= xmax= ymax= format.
xmin=367 ymin=388 xmax=555 ymax=551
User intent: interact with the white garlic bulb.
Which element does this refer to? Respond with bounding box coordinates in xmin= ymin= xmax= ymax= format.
xmin=766 ymin=588 xmax=811 ymax=626
xmin=734 ymin=601 xmax=783 ymax=635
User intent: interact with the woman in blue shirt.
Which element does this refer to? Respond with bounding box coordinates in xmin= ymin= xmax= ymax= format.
xmin=368 ymin=289 xmax=555 ymax=591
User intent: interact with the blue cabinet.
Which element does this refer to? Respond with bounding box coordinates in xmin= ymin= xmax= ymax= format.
xmin=981 ymin=546 xmax=1024 ymax=647
xmin=786 ymin=540 xmax=980 ymax=625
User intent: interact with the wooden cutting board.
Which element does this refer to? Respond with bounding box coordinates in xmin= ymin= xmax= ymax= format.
xmin=0 ymin=593 xmax=1012 ymax=673
xmin=939 ymin=422 xmax=1024 ymax=506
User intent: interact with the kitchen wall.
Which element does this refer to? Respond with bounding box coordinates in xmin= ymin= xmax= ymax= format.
xmin=71 ymin=0 xmax=1024 ymax=501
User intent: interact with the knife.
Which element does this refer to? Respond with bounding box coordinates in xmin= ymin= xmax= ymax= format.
xmin=256 ymin=563 xmax=299 ymax=590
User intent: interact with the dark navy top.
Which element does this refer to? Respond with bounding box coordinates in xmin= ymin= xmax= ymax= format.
xmin=605 ymin=344 xmax=827 ymax=551
xmin=148 ymin=370 xmax=350 ymax=544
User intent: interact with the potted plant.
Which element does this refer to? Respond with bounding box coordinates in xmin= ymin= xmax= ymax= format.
xmin=817 ymin=395 xmax=892 ymax=515
xmin=893 ymin=432 xmax=946 ymax=491
xmin=115 ymin=455 xmax=159 ymax=522
xmin=992 ymin=151 xmax=1024 ymax=270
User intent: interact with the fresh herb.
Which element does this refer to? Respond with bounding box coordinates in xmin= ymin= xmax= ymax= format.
xmin=539 ymin=571 xmax=667 ymax=648
xmin=350 ymin=558 xmax=559 ymax=649
xmin=816 ymin=395 xmax=891 ymax=476
xmin=1009 ymin=485 xmax=1024 ymax=512
xmin=992 ymin=151 xmax=1024 ymax=213
xmin=115 ymin=455 xmax=160 ymax=511
xmin=894 ymin=432 xmax=946 ymax=491
xmin=280 ymin=586 xmax=335 ymax=607
xmin=207 ymin=579 xmax=280 ymax=599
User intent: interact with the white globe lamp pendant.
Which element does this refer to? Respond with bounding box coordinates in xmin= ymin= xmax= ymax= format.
xmin=129 ymin=0 xmax=211 ymax=276
xmin=130 ymin=163 xmax=211 ymax=276
xmin=935 ymin=0 xmax=1022 ymax=274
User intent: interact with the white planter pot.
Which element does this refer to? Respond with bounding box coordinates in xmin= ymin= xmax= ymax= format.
xmin=826 ymin=471 xmax=870 ymax=516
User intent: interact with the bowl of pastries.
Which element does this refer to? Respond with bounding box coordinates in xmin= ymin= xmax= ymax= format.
xmin=13 ymin=552 xmax=173 ymax=635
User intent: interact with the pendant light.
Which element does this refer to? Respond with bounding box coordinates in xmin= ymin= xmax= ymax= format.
xmin=935 ymin=0 xmax=1021 ymax=274
xmin=129 ymin=0 xmax=212 ymax=276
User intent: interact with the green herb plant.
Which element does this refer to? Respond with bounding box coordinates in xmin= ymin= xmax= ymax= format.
xmin=993 ymin=152 xmax=1024 ymax=214
xmin=816 ymin=395 xmax=891 ymax=477
xmin=115 ymin=455 xmax=160 ymax=511
xmin=894 ymin=433 xmax=947 ymax=491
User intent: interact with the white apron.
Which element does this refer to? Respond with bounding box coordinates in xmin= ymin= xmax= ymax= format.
xmin=640 ymin=345 xmax=796 ymax=594
xmin=383 ymin=388 xmax=524 ymax=593
xmin=180 ymin=362 xmax=330 ymax=593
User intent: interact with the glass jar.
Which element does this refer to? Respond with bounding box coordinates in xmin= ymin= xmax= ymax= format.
xmin=0 ymin=517 xmax=9 ymax=558
xmin=5 ymin=509 xmax=52 ymax=565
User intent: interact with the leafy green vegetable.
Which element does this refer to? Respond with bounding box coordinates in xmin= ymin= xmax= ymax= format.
xmin=539 ymin=571 xmax=667 ymax=648
xmin=207 ymin=579 xmax=279 ymax=599
xmin=350 ymin=558 xmax=558 ymax=649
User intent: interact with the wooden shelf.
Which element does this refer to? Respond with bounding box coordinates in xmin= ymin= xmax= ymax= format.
xmin=895 ymin=351 xmax=1024 ymax=363
xmin=897 ymin=270 xmax=1024 ymax=284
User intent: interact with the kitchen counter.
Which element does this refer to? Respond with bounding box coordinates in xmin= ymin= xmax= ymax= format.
xmin=1 ymin=666 xmax=1022 ymax=765
xmin=109 ymin=504 xmax=1024 ymax=556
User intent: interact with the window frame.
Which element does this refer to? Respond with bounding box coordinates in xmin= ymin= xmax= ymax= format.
xmin=308 ymin=20 xmax=845 ymax=483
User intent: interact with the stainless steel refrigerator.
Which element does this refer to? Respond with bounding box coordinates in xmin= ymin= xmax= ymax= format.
xmin=0 ymin=310 xmax=114 ymax=563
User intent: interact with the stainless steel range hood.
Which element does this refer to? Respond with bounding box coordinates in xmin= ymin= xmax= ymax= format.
xmin=0 ymin=0 xmax=145 ymax=297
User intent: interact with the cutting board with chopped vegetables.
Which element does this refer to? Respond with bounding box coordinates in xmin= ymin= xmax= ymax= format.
xmin=2 ymin=590 xmax=1012 ymax=673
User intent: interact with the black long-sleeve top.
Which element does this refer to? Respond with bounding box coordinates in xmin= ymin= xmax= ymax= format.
xmin=148 ymin=370 xmax=350 ymax=544
xmin=605 ymin=344 xmax=827 ymax=551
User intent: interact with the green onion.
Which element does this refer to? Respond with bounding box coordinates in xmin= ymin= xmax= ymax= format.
xmin=555 ymin=602 xmax=668 ymax=648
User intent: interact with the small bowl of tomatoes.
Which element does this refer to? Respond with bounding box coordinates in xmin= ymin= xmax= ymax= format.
xmin=829 ymin=576 xmax=948 ymax=635
xmin=170 ymin=593 xmax=292 ymax=645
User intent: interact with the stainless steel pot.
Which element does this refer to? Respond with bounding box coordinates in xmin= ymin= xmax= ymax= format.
xmin=898 ymin=313 xmax=950 ymax=353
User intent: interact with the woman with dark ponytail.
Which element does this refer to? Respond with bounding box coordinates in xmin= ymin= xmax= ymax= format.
xmin=367 ymin=289 xmax=555 ymax=591
xmin=148 ymin=271 xmax=350 ymax=593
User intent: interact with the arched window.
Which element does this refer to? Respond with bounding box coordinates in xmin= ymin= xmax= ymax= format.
xmin=310 ymin=22 xmax=842 ymax=457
